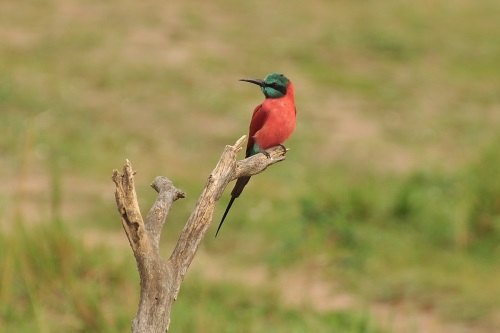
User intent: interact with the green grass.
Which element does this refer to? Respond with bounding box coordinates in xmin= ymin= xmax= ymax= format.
xmin=0 ymin=220 xmax=387 ymax=333
xmin=0 ymin=220 xmax=136 ymax=332
xmin=172 ymin=276 xmax=386 ymax=333
xmin=1 ymin=0 xmax=500 ymax=331
xmin=262 ymin=143 xmax=500 ymax=324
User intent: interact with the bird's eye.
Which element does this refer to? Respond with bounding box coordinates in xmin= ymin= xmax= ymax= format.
xmin=270 ymin=83 xmax=286 ymax=95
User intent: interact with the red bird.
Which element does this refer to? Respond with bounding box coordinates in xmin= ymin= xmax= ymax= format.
xmin=216 ymin=73 xmax=297 ymax=237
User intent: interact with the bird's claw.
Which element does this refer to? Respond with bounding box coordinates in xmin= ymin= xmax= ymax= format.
xmin=261 ymin=145 xmax=286 ymax=159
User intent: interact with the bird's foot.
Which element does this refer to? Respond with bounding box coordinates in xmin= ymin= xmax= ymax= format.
xmin=277 ymin=144 xmax=287 ymax=154
xmin=262 ymin=150 xmax=271 ymax=158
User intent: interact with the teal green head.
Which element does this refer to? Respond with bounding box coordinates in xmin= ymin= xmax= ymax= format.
xmin=240 ymin=73 xmax=290 ymax=98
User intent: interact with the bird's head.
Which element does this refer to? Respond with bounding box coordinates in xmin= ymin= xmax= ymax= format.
xmin=240 ymin=73 xmax=290 ymax=98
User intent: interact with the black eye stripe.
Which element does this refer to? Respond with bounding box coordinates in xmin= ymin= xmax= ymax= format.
xmin=267 ymin=82 xmax=287 ymax=95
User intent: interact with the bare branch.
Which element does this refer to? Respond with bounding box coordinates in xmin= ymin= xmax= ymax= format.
xmin=112 ymin=159 xmax=149 ymax=255
xmin=145 ymin=177 xmax=185 ymax=254
xmin=112 ymin=136 xmax=287 ymax=332
xmin=233 ymin=145 xmax=287 ymax=180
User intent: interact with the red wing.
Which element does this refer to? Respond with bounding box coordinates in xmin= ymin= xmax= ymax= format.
xmin=246 ymin=103 xmax=268 ymax=157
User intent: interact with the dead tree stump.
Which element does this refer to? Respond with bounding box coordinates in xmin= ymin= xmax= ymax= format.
xmin=111 ymin=135 xmax=287 ymax=332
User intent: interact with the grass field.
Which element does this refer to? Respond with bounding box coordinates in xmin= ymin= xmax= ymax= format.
xmin=1 ymin=0 xmax=499 ymax=332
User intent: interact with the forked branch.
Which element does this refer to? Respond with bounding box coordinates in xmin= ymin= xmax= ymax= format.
xmin=111 ymin=135 xmax=287 ymax=332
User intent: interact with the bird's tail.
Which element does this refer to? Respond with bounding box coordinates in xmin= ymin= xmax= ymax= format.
xmin=215 ymin=176 xmax=251 ymax=237
xmin=231 ymin=176 xmax=251 ymax=198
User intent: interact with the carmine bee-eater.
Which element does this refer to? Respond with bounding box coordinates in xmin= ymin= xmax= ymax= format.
xmin=216 ymin=73 xmax=297 ymax=237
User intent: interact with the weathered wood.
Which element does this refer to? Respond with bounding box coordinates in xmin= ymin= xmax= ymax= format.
xmin=112 ymin=136 xmax=287 ymax=332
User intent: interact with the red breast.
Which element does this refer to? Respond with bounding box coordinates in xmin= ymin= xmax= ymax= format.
xmin=249 ymin=81 xmax=296 ymax=152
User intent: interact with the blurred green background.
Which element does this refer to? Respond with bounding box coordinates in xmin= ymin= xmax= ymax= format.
xmin=1 ymin=0 xmax=499 ymax=332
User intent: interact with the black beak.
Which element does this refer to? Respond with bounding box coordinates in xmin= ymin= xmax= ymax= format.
xmin=239 ymin=78 xmax=266 ymax=87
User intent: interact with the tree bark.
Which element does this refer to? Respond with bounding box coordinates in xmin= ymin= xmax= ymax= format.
xmin=111 ymin=135 xmax=287 ymax=332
